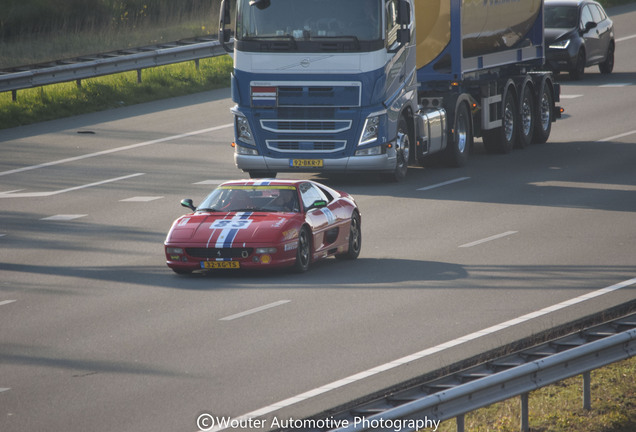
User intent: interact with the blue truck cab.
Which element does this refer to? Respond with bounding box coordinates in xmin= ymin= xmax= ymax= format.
xmin=219 ymin=0 xmax=417 ymax=181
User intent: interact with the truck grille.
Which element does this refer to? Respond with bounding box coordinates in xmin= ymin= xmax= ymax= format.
xmin=261 ymin=119 xmax=351 ymax=133
xmin=266 ymin=140 xmax=346 ymax=153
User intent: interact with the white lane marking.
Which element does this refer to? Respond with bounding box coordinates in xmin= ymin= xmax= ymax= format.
xmin=598 ymin=130 xmax=636 ymax=142
xmin=0 ymin=388 xmax=9 ymax=393
xmin=210 ymin=277 xmax=636 ymax=429
xmin=0 ymin=124 xmax=232 ymax=178
xmin=530 ymin=181 xmax=636 ymax=192
xmin=219 ymin=300 xmax=291 ymax=321
xmin=417 ymin=177 xmax=470 ymax=191
xmin=459 ymin=231 xmax=518 ymax=248
xmin=617 ymin=34 xmax=636 ymax=43
xmin=119 ymin=196 xmax=164 ymax=202
xmin=0 ymin=300 xmax=17 ymax=307
xmin=40 ymin=214 xmax=87 ymax=221
xmin=0 ymin=173 xmax=145 ymax=199
xmin=559 ymin=94 xmax=583 ymax=99
xmin=600 ymin=83 xmax=632 ymax=88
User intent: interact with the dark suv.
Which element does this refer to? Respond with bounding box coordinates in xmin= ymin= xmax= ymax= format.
xmin=544 ymin=0 xmax=615 ymax=80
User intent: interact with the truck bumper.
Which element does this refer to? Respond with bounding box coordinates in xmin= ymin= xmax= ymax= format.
xmin=235 ymin=152 xmax=397 ymax=174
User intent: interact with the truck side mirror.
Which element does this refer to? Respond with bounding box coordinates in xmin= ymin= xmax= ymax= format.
xmin=219 ymin=0 xmax=233 ymax=53
xmin=397 ymin=0 xmax=411 ymax=44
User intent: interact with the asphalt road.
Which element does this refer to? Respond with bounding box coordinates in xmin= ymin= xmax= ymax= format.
xmin=1 ymin=5 xmax=635 ymax=432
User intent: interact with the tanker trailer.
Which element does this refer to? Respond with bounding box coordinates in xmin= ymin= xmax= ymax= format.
xmin=218 ymin=0 xmax=560 ymax=180
xmin=413 ymin=0 xmax=561 ymax=166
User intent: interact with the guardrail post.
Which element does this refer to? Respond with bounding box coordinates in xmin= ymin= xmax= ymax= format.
xmin=137 ymin=69 xmax=142 ymax=84
xmin=195 ymin=58 xmax=200 ymax=70
xmin=456 ymin=413 xmax=464 ymax=432
xmin=12 ymin=90 xmax=17 ymax=102
xmin=520 ymin=393 xmax=529 ymax=432
xmin=76 ymin=79 xmax=82 ymax=89
xmin=583 ymin=371 xmax=591 ymax=410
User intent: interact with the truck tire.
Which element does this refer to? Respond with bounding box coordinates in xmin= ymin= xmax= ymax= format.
xmin=444 ymin=101 xmax=471 ymax=167
xmin=533 ymin=79 xmax=553 ymax=144
xmin=483 ymin=83 xmax=518 ymax=154
xmin=517 ymin=82 xmax=535 ymax=148
xmin=383 ymin=116 xmax=410 ymax=182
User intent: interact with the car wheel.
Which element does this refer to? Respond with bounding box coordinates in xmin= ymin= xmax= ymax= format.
xmin=293 ymin=227 xmax=311 ymax=273
xmin=599 ymin=42 xmax=615 ymax=74
xmin=570 ymin=49 xmax=586 ymax=80
xmin=336 ymin=212 xmax=361 ymax=260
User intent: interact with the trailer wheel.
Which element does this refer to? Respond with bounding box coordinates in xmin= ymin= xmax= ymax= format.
xmin=444 ymin=101 xmax=471 ymax=167
xmin=517 ymin=83 xmax=535 ymax=148
xmin=483 ymin=84 xmax=518 ymax=154
xmin=533 ymin=80 xmax=553 ymax=144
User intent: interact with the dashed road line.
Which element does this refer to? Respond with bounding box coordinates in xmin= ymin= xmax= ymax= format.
xmin=40 ymin=214 xmax=87 ymax=221
xmin=417 ymin=177 xmax=470 ymax=191
xmin=219 ymin=300 xmax=291 ymax=321
xmin=0 ymin=300 xmax=17 ymax=307
xmin=0 ymin=173 xmax=145 ymax=198
xmin=459 ymin=231 xmax=518 ymax=248
xmin=119 ymin=196 xmax=164 ymax=202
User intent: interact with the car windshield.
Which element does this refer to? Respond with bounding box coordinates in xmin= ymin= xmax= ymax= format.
xmin=236 ymin=0 xmax=382 ymax=41
xmin=545 ymin=5 xmax=579 ymax=28
xmin=197 ymin=186 xmax=300 ymax=213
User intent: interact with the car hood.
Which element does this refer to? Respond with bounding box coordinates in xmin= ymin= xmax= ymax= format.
xmin=166 ymin=212 xmax=300 ymax=245
xmin=544 ymin=28 xmax=576 ymax=44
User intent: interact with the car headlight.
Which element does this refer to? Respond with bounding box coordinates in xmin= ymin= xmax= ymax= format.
xmin=549 ymin=39 xmax=571 ymax=49
xmin=166 ymin=247 xmax=184 ymax=255
xmin=359 ymin=115 xmax=381 ymax=146
xmin=236 ymin=114 xmax=255 ymax=145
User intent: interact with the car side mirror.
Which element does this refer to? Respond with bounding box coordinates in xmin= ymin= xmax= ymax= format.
xmin=181 ymin=199 xmax=196 ymax=211
xmin=584 ymin=21 xmax=597 ymax=32
xmin=308 ymin=200 xmax=327 ymax=210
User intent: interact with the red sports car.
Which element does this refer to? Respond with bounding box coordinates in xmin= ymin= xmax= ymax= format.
xmin=164 ymin=179 xmax=361 ymax=274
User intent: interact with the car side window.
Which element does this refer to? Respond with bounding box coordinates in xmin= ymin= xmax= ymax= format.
xmin=589 ymin=4 xmax=603 ymax=23
xmin=299 ymin=183 xmax=329 ymax=209
xmin=580 ymin=5 xmax=594 ymax=29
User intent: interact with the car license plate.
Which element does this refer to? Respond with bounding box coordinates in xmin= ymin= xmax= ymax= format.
xmin=201 ymin=261 xmax=240 ymax=269
xmin=290 ymin=159 xmax=324 ymax=168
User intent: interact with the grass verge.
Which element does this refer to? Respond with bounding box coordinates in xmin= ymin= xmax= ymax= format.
xmin=436 ymin=356 xmax=636 ymax=432
xmin=0 ymin=55 xmax=232 ymax=130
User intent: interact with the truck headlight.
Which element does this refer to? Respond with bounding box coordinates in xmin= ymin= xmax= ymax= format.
xmin=359 ymin=115 xmax=381 ymax=146
xmin=235 ymin=144 xmax=259 ymax=156
xmin=355 ymin=146 xmax=382 ymax=156
xmin=236 ymin=115 xmax=255 ymax=145
xmin=549 ymin=39 xmax=570 ymax=49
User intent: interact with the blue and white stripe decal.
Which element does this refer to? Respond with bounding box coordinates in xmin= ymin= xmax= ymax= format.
xmin=215 ymin=212 xmax=253 ymax=249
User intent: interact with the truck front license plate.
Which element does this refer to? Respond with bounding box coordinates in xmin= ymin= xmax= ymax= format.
xmin=290 ymin=159 xmax=324 ymax=168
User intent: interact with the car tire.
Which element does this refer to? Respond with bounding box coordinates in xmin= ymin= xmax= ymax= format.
xmin=570 ymin=49 xmax=586 ymax=80
xmin=599 ymin=42 xmax=615 ymax=74
xmin=336 ymin=211 xmax=361 ymax=260
xmin=293 ymin=227 xmax=311 ymax=273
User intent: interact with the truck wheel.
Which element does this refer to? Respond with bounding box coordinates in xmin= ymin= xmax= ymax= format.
xmin=483 ymin=85 xmax=517 ymax=154
xmin=517 ymin=84 xmax=535 ymax=148
xmin=384 ymin=116 xmax=410 ymax=182
xmin=444 ymin=102 xmax=471 ymax=167
xmin=248 ymin=171 xmax=277 ymax=179
xmin=533 ymin=80 xmax=553 ymax=144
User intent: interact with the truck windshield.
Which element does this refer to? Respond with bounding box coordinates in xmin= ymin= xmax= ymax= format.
xmin=236 ymin=0 xmax=382 ymax=42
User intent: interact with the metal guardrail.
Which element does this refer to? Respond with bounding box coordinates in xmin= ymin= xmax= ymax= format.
xmin=281 ymin=311 xmax=636 ymax=432
xmin=0 ymin=37 xmax=228 ymax=96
